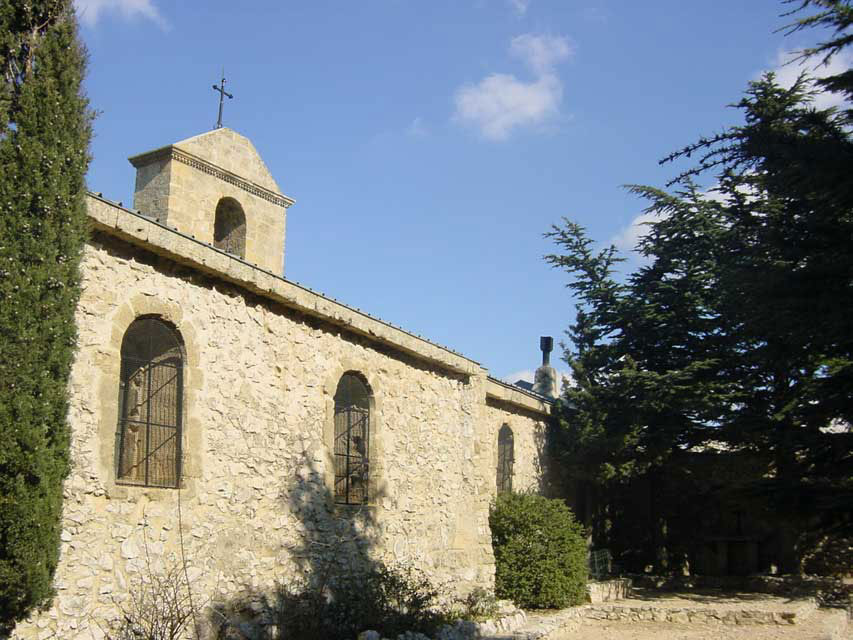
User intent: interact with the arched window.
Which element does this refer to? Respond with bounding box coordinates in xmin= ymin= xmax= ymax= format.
xmin=117 ymin=318 xmax=184 ymax=488
xmin=334 ymin=373 xmax=371 ymax=505
xmin=496 ymin=424 xmax=514 ymax=493
xmin=214 ymin=197 xmax=246 ymax=258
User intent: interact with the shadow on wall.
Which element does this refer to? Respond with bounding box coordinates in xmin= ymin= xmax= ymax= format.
xmin=206 ymin=457 xmax=449 ymax=640
xmin=541 ymin=419 xmax=566 ymax=499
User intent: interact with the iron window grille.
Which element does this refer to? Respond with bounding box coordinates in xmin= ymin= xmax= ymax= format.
xmin=214 ymin=197 xmax=246 ymax=258
xmin=117 ymin=318 xmax=183 ymax=488
xmin=497 ymin=424 xmax=514 ymax=493
xmin=333 ymin=373 xmax=370 ymax=505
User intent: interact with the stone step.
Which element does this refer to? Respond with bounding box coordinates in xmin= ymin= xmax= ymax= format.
xmin=584 ymin=599 xmax=817 ymax=626
xmin=482 ymin=607 xmax=853 ymax=640
xmin=542 ymin=608 xmax=849 ymax=640
xmin=479 ymin=596 xmax=835 ymax=639
xmin=583 ymin=588 xmax=822 ymax=625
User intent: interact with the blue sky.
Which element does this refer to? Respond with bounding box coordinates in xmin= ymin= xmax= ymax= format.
xmin=73 ymin=0 xmax=849 ymax=385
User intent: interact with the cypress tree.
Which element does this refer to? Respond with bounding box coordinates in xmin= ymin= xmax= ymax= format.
xmin=0 ymin=0 xmax=92 ymax=630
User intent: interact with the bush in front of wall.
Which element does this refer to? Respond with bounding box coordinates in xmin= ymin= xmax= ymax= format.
xmin=211 ymin=562 xmax=452 ymax=640
xmin=489 ymin=492 xmax=588 ymax=609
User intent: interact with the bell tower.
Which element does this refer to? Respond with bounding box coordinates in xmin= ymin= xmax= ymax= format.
xmin=128 ymin=128 xmax=294 ymax=275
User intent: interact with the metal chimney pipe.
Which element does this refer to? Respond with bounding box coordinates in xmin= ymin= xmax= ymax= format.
xmin=540 ymin=336 xmax=553 ymax=366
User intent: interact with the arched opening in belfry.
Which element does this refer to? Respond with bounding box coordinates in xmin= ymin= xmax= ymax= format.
xmin=214 ymin=197 xmax=246 ymax=258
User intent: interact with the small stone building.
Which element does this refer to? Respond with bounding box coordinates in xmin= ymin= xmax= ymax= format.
xmin=13 ymin=128 xmax=553 ymax=639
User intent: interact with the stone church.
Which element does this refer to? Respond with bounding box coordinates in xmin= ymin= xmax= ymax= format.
xmin=14 ymin=128 xmax=555 ymax=639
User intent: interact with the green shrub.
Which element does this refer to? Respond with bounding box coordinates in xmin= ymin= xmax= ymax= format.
xmin=490 ymin=493 xmax=588 ymax=609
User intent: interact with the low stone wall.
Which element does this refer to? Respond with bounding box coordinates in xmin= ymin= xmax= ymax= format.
xmin=504 ymin=608 xmax=585 ymax=640
xmin=470 ymin=607 xmax=528 ymax=638
xmin=587 ymin=579 xmax=632 ymax=603
xmin=583 ymin=603 xmax=812 ymax=625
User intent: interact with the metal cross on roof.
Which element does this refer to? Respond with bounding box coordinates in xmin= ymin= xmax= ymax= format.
xmin=212 ymin=70 xmax=233 ymax=129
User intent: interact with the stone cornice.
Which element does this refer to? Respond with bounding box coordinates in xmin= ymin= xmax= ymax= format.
xmin=86 ymin=193 xmax=551 ymax=416
xmin=128 ymin=146 xmax=295 ymax=209
xmin=85 ymin=193 xmax=486 ymax=380
xmin=486 ymin=377 xmax=552 ymax=415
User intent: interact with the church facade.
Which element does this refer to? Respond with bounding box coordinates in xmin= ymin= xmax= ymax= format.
xmin=13 ymin=128 xmax=553 ymax=639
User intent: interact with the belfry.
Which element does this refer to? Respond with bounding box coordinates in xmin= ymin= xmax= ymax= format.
xmin=129 ymin=128 xmax=294 ymax=274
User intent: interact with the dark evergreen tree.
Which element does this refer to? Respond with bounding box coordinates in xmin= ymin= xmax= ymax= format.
xmin=664 ymin=1 xmax=853 ymax=550
xmin=0 ymin=1 xmax=92 ymax=630
xmin=547 ymin=0 xmax=853 ymax=571
xmin=783 ymin=0 xmax=853 ymax=115
xmin=546 ymin=188 xmax=746 ymax=571
xmin=547 ymin=186 xmax=737 ymax=480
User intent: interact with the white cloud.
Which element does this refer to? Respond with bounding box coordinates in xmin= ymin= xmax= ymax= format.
xmin=510 ymin=33 xmax=573 ymax=74
xmin=453 ymin=34 xmax=573 ymax=141
xmin=507 ymin=0 xmax=531 ymax=16
xmin=611 ymin=186 xmax=753 ymax=265
xmin=764 ymin=48 xmax=853 ymax=111
xmin=74 ymin=0 xmax=168 ymax=29
xmin=699 ymin=184 xmax=728 ymax=204
xmin=610 ymin=210 xmax=664 ymax=254
xmin=407 ymin=117 xmax=428 ymax=138
xmin=454 ymin=73 xmax=562 ymax=140
xmin=611 ymin=186 xmax=733 ymax=258
xmin=700 ymin=182 xmax=758 ymax=205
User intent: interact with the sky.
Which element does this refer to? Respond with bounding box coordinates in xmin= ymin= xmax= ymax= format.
xmin=72 ymin=0 xmax=849 ymax=386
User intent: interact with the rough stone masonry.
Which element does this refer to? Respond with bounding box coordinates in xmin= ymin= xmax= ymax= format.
xmin=12 ymin=128 xmax=554 ymax=639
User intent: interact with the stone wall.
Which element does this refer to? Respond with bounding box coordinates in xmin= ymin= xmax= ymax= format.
xmin=12 ymin=231 xmax=550 ymax=639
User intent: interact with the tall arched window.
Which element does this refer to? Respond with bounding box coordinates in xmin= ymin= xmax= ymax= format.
xmin=496 ymin=424 xmax=514 ymax=493
xmin=214 ymin=197 xmax=246 ymax=258
xmin=117 ymin=317 xmax=184 ymax=488
xmin=334 ymin=373 xmax=371 ymax=505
